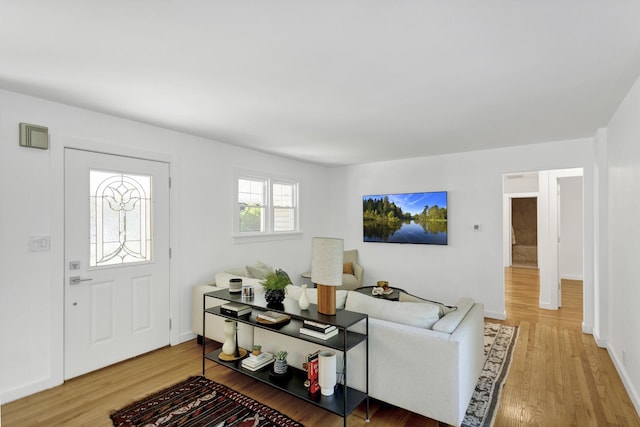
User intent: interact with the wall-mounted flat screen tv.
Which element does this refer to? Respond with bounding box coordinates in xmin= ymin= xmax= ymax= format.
xmin=363 ymin=191 xmax=448 ymax=245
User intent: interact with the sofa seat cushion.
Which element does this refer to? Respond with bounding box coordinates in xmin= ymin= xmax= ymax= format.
xmin=345 ymin=290 xmax=440 ymax=329
xmin=432 ymin=297 xmax=475 ymax=333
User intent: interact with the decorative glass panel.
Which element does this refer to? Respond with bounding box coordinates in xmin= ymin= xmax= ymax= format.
xmin=90 ymin=170 xmax=152 ymax=267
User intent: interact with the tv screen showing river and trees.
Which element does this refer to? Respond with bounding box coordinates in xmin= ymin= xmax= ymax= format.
xmin=363 ymin=191 xmax=448 ymax=244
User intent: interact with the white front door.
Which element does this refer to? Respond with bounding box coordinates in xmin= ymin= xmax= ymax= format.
xmin=64 ymin=148 xmax=170 ymax=380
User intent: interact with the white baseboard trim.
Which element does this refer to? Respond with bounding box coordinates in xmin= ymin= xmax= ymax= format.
xmin=608 ymin=347 xmax=640 ymax=418
xmin=178 ymin=331 xmax=196 ymax=344
xmin=2 ymin=334 xmax=197 ymax=405
xmin=592 ymin=329 xmax=607 ymax=348
xmin=539 ymin=302 xmax=557 ymax=310
xmin=484 ymin=310 xmax=506 ymax=321
xmin=1 ymin=375 xmax=62 ymax=405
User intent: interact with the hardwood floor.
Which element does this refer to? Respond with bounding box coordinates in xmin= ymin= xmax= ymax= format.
xmin=496 ymin=267 xmax=639 ymax=427
xmin=2 ymin=267 xmax=639 ymax=426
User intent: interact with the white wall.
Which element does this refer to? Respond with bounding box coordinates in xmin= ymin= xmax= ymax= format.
xmin=503 ymin=172 xmax=539 ymax=193
xmin=559 ymin=176 xmax=583 ymax=280
xmin=607 ymin=74 xmax=640 ymax=414
xmin=329 ymin=139 xmax=595 ymax=321
xmin=0 ymin=89 xmax=331 ymax=403
xmin=2 ymin=84 xmax=630 ymax=409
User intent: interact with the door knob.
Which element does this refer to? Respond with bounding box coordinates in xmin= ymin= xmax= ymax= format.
xmin=70 ymin=276 xmax=92 ymax=285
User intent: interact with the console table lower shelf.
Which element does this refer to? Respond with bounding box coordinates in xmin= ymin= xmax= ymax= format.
xmin=204 ymin=348 xmax=367 ymax=419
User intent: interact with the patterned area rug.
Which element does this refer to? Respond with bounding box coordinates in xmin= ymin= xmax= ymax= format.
xmin=110 ymin=376 xmax=303 ymax=427
xmin=462 ymin=322 xmax=518 ymax=427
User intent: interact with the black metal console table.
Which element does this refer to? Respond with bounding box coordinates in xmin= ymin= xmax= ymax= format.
xmin=202 ymin=288 xmax=369 ymax=426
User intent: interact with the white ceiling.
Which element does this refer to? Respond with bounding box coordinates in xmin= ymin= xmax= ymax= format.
xmin=2 ymin=1 xmax=640 ymax=166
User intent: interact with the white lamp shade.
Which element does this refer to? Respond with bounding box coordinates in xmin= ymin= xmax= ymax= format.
xmin=311 ymin=237 xmax=343 ymax=286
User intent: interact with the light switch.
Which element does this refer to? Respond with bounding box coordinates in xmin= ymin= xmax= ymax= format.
xmin=29 ymin=236 xmax=50 ymax=251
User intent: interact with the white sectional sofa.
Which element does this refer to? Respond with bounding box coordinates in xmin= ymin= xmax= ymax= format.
xmin=192 ymin=271 xmax=485 ymax=426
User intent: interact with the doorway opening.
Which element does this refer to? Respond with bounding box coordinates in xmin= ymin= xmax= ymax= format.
xmin=511 ymin=197 xmax=538 ymax=268
xmin=503 ymin=168 xmax=584 ymax=318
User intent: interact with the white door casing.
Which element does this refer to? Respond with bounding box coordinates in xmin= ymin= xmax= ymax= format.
xmin=64 ymin=148 xmax=170 ymax=380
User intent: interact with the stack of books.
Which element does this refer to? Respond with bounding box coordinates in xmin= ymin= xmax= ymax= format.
xmin=241 ymin=351 xmax=274 ymax=371
xmin=220 ymin=302 xmax=251 ymax=317
xmin=299 ymin=320 xmax=338 ymax=340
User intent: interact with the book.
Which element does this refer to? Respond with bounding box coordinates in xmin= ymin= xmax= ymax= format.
xmin=302 ymin=320 xmax=337 ymax=333
xmin=256 ymin=311 xmax=290 ymax=323
xmin=242 ymin=358 xmax=274 ymax=371
xmin=242 ymin=353 xmax=274 ymax=371
xmin=221 ymin=302 xmax=251 ymax=312
xmin=307 ymin=351 xmax=319 ymax=394
xmin=299 ymin=327 xmax=339 ymax=340
xmin=220 ymin=306 xmax=251 ymax=317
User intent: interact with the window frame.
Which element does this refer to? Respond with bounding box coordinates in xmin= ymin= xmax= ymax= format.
xmin=233 ymin=170 xmax=301 ymax=243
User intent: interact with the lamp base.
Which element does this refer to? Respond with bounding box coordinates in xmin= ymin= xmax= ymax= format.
xmin=317 ymin=284 xmax=336 ymax=315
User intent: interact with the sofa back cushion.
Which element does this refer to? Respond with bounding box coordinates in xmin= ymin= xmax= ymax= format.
xmin=345 ymin=290 xmax=440 ymax=329
xmin=215 ymin=272 xmax=262 ymax=290
xmin=398 ymin=292 xmax=457 ymax=317
xmin=286 ymin=285 xmax=348 ymax=309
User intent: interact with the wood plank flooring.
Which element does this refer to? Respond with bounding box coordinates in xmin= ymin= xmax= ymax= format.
xmin=2 ymin=267 xmax=639 ymax=426
xmin=496 ymin=267 xmax=639 ymax=427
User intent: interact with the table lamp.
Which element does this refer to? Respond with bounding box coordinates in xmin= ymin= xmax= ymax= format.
xmin=311 ymin=237 xmax=343 ymax=315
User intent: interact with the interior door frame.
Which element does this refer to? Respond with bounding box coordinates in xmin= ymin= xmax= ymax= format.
xmin=502 ymin=168 xmax=588 ymax=328
xmin=49 ymin=136 xmax=175 ymax=389
xmin=502 ymin=192 xmax=539 ymax=268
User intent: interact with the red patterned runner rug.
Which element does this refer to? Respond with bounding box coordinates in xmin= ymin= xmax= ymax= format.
xmin=110 ymin=376 xmax=303 ymax=427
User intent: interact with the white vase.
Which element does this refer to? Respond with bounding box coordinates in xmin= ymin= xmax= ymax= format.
xmin=299 ymin=284 xmax=310 ymax=310
xmin=222 ymin=320 xmax=236 ymax=355
xmin=318 ymin=350 xmax=337 ymax=396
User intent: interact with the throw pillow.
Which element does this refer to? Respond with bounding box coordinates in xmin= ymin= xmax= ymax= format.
xmin=398 ymin=292 xmax=457 ymax=318
xmin=343 ymin=262 xmax=354 ymax=275
xmin=246 ymin=261 xmax=273 ymax=279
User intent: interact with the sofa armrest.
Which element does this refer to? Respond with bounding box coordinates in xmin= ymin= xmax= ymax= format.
xmin=192 ymin=282 xmax=254 ymax=349
xmin=347 ymin=304 xmax=484 ymax=426
xmin=191 ymin=283 xmax=218 ymax=336
xmin=353 ymin=263 xmax=364 ymax=285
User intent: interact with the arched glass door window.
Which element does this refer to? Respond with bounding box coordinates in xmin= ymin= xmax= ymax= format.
xmin=89 ymin=170 xmax=152 ymax=267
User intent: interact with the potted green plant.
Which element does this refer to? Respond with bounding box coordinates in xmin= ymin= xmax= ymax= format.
xmin=273 ymin=350 xmax=288 ymax=375
xmin=252 ymin=344 xmax=262 ymax=356
xmin=260 ymin=271 xmax=289 ymax=305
